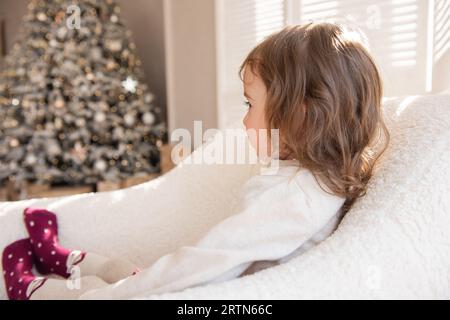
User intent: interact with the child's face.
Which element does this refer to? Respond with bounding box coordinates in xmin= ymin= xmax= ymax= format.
xmin=242 ymin=66 xmax=271 ymax=159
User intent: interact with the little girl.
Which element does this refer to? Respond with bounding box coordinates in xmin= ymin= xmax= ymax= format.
xmin=2 ymin=22 xmax=389 ymax=300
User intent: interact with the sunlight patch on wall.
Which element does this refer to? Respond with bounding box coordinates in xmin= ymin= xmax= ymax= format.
xmin=433 ymin=0 xmax=449 ymax=63
xmin=254 ymin=0 xmax=285 ymax=42
xmin=390 ymin=0 xmax=418 ymax=67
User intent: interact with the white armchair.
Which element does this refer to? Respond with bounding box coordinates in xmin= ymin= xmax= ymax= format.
xmin=1 ymin=94 xmax=449 ymax=299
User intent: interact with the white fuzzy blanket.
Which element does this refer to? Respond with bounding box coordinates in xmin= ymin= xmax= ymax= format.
xmin=1 ymin=94 xmax=450 ymax=299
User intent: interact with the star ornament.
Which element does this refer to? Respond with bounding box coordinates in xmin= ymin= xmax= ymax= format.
xmin=122 ymin=76 xmax=138 ymax=93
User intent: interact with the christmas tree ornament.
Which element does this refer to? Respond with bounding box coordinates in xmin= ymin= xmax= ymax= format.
xmin=124 ymin=113 xmax=135 ymax=126
xmin=142 ymin=112 xmax=155 ymax=125
xmin=9 ymin=139 xmax=20 ymax=148
xmin=106 ymin=39 xmax=122 ymax=52
xmin=94 ymin=159 xmax=107 ymax=172
xmin=121 ymin=76 xmax=138 ymax=93
xmin=25 ymin=154 xmax=37 ymax=166
xmin=37 ymin=12 xmax=47 ymax=22
xmin=54 ymin=99 xmax=65 ymax=109
xmin=75 ymin=118 xmax=86 ymax=127
xmin=94 ymin=111 xmax=106 ymax=123
xmin=106 ymin=59 xmax=117 ymax=71
xmin=144 ymin=93 xmax=155 ymax=104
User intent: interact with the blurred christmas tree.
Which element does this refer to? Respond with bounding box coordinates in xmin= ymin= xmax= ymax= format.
xmin=0 ymin=0 xmax=167 ymax=188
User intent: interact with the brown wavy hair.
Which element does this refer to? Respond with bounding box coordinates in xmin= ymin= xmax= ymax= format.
xmin=240 ymin=22 xmax=390 ymax=214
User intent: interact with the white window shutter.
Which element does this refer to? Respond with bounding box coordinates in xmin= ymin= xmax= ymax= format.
xmin=297 ymin=0 xmax=432 ymax=96
xmin=216 ymin=0 xmax=448 ymax=127
xmin=433 ymin=0 xmax=449 ymax=64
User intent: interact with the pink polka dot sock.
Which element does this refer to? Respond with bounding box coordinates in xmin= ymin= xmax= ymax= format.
xmin=23 ymin=207 xmax=86 ymax=279
xmin=2 ymin=239 xmax=47 ymax=300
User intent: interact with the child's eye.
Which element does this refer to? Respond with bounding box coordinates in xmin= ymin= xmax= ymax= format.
xmin=244 ymin=100 xmax=252 ymax=108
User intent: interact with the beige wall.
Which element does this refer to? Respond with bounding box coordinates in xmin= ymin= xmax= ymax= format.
xmin=0 ymin=0 xmax=167 ymax=121
xmin=433 ymin=52 xmax=450 ymax=94
xmin=0 ymin=0 xmax=28 ymax=55
xmin=120 ymin=0 xmax=166 ymax=121
xmin=164 ymin=0 xmax=218 ymax=138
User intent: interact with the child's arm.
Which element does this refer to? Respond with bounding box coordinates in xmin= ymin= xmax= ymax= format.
xmin=79 ymin=172 xmax=344 ymax=299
